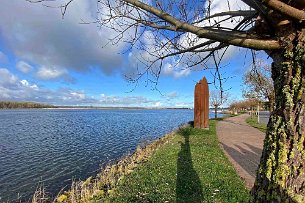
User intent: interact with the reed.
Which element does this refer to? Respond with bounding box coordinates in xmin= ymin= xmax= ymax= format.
xmin=31 ymin=184 xmax=47 ymax=203
xmin=31 ymin=128 xmax=178 ymax=203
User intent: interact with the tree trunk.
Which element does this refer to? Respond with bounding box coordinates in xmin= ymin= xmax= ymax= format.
xmin=268 ymin=95 xmax=275 ymax=113
xmin=251 ymin=28 xmax=305 ymax=202
xmin=214 ymin=105 xmax=218 ymax=118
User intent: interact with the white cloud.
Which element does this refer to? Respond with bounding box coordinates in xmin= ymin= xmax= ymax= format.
xmin=174 ymin=69 xmax=191 ymax=79
xmin=0 ymin=69 xmax=166 ymax=106
xmin=174 ymin=0 xmax=249 ymax=69
xmin=36 ymin=66 xmax=67 ymax=80
xmin=0 ymin=68 xmax=92 ymax=104
xmin=0 ymin=1 xmax=127 ymax=76
xmin=0 ymin=68 xmax=18 ymax=85
xmin=20 ymin=79 xmax=38 ymax=90
xmin=70 ymin=92 xmax=86 ymax=100
xmin=163 ymin=63 xmax=173 ymax=75
xmin=163 ymin=63 xmax=191 ymax=79
xmin=174 ymin=102 xmax=193 ymax=108
xmin=124 ymin=30 xmax=192 ymax=82
xmin=16 ymin=61 xmax=33 ymax=73
xmin=0 ymin=0 xmax=249 ymax=89
xmin=99 ymin=94 xmax=158 ymax=106
xmin=122 ymin=0 xmax=249 ymax=83
xmin=166 ymin=91 xmax=178 ymax=98
xmin=124 ymin=31 xmax=161 ymax=78
xmin=0 ymin=69 xmax=40 ymax=99
xmin=152 ymin=102 xmax=162 ymax=107
xmin=20 ymin=79 xmax=29 ymax=86
xmin=0 ymin=51 xmax=8 ymax=63
xmin=163 ymin=91 xmax=179 ymax=101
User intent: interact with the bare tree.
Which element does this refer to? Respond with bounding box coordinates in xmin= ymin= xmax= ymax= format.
xmin=243 ymin=60 xmax=275 ymax=112
xmin=27 ymin=0 xmax=305 ymax=201
xmin=229 ymin=99 xmax=258 ymax=114
xmin=210 ymin=90 xmax=228 ymax=118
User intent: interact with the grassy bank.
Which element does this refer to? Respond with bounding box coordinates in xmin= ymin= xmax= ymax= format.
xmin=38 ymin=120 xmax=249 ymax=202
xmin=246 ymin=116 xmax=267 ymax=133
xmin=94 ymin=120 xmax=249 ymax=202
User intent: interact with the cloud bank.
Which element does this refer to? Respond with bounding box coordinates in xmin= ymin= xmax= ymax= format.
xmin=16 ymin=61 xmax=33 ymax=73
xmin=0 ymin=1 xmax=125 ymax=76
xmin=0 ymin=68 xmax=179 ymax=107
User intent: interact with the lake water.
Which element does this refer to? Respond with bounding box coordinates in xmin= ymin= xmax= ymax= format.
xmin=0 ymin=109 xmax=223 ymax=202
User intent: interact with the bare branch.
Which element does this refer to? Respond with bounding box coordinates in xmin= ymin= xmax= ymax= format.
xmin=262 ymin=0 xmax=305 ymax=21
xmin=160 ymin=40 xmax=216 ymax=59
xmin=193 ymin=10 xmax=258 ymax=24
xmin=123 ymin=0 xmax=280 ymax=50
xmin=241 ymin=0 xmax=268 ymax=15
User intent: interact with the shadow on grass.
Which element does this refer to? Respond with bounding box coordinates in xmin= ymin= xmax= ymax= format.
xmin=187 ymin=121 xmax=194 ymax=127
xmin=210 ymin=117 xmax=225 ymax=121
xmin=176 ymin=128 xmax=203 ymax=203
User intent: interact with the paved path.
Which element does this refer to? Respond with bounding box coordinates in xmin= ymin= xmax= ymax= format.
xmin=216 ymin=114 xmax=265 ymax=189
xmin=259 ymin=111 xmax=270 ymax=125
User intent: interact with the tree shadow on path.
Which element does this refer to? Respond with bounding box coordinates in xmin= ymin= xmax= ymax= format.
xmin=176 ymin=128 xmax=203 ymax=203
xmin=221 ymin=142 xmax=262 ymax=178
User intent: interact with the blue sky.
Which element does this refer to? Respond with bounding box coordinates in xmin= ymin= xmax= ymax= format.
xmin=0 ymin=0 xmax=270 ymax=108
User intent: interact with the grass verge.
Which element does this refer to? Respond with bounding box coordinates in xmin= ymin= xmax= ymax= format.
xmin=94 ymin=121 xmax=250 ymax=202
xmin=246 ymin=116 xmax=267 ymax=133
xmin=34 ymin=121 xmax=249 ymax=202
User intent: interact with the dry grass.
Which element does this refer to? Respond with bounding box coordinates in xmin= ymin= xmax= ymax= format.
xmin=31 ymin=184 xmax=48 ymax=203
xmin=31 ymin=129 xmax=178 ymax=203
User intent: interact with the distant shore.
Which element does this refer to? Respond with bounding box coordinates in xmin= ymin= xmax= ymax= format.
xmin=0 ymin=101 xmax=192 ymax=110
xmin=43 ymin=107 xmax=192 ymax=110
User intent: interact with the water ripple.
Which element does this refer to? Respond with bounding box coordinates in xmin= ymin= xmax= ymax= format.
xmin=0 ymin=109 xmax=220 ymax=201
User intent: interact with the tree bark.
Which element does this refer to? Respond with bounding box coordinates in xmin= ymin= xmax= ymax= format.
xmin=214 ymin=105 xmax=218 ymax=119
xmin=251 ymin=28 xmax=305 ymax=202
xmin=268 ymin=95 xmax=275 ymax=112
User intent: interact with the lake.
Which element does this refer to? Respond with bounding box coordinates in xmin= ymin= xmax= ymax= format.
xmin=0 ymin=109 xmax=223 ymax=202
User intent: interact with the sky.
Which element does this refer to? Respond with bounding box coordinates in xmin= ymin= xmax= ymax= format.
xmin=0 ymin=0 xmax=270 ymax=108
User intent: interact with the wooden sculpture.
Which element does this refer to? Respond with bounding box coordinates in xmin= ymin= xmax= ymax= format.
xmin=194 ymin=77 xmax=209 ymax=129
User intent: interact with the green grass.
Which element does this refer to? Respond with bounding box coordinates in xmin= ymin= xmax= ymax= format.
xmin=210 ymin=113 xmax=237 ymax=121
xmin=246 ymin=116 xmax=267 ymax=133
xmin=95 ymin=121 xmax=250 ymax=202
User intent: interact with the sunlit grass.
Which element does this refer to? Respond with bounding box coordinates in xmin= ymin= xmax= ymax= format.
xmin=32 ymin=120 xmax=250 ymax=203
xmin=246 ymin=116 xmax=267 ymax=133
xmin=96 ymin=121 xmax=250 ymax=202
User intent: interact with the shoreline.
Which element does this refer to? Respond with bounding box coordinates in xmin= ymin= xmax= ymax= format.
xmin=28 ymin=116 xmax=250 ymax=202
xmin=32 ymin=124 xmax=185 ymax=203
xmin=0 ymin=108 xmax=193 ymax=202
xmin=2 ymin=115 xmax=229 ymax=202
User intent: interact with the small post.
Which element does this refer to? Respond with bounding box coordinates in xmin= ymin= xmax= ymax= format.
xmin=257 ymin=102 xmax=260 ymax=123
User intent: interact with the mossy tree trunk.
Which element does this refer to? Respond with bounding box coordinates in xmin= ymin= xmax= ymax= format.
xmin=252 ymin=28 xmax=305 ymax=202
xmin=268 ymin=95 xmax=275 ymax=113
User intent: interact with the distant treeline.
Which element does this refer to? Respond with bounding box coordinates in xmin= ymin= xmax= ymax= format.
xmin=0 ymin=101 xmax=53 ymax=109
xmin=0 ymin=102 xmax=192 ymax=109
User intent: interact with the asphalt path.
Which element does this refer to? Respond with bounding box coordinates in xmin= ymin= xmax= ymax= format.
xmin=258 ymin=111 xmax=270 ymax=125
xmin=217 ymin=114 xmax=265 ymax=189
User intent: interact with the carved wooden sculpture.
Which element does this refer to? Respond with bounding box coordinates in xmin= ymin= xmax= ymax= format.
xmin=194 ymin=77 xmax=209 ymax=129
